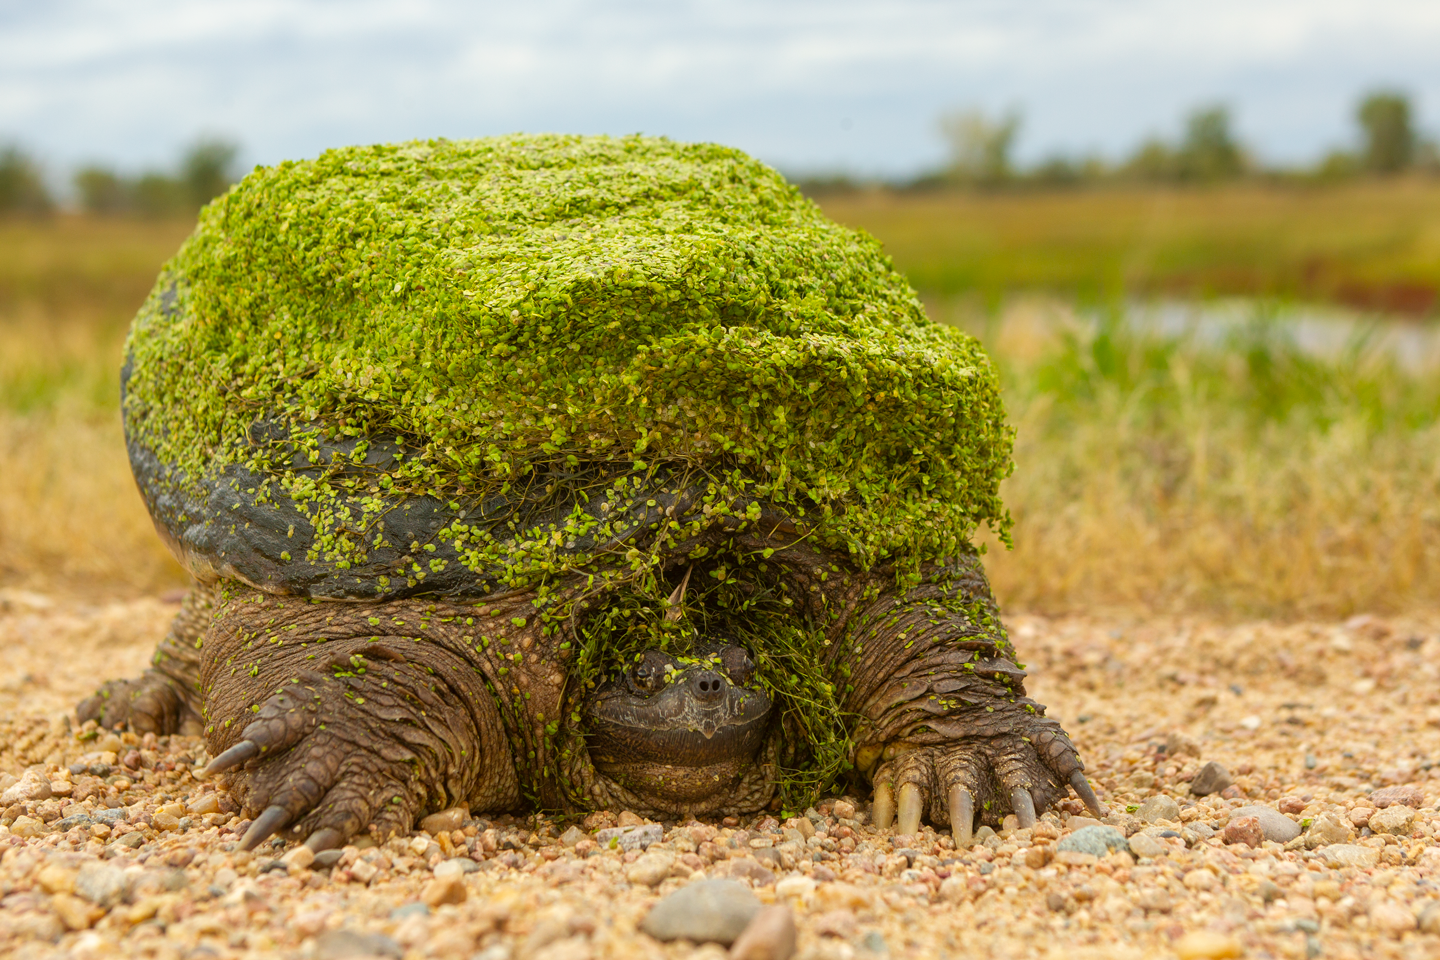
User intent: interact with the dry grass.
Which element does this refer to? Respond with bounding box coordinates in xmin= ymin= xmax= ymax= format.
xmin=0 ymin=217 xmax=189 ymax=594
xmin=2 ymin=214 xmax=1438 ymax=619
xmin=970 ymin=299 xmax=1440 ymax=618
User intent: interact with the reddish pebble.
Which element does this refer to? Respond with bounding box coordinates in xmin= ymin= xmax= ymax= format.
xmin=1278 ymin=796 xmax=1306 ymax=815
xmin=1370 ymin=785 xmax=1424 ymax=809
xmin=1221 ymin=816 xmax=1262 ymax=848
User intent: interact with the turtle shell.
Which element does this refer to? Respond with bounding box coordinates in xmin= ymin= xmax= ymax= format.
xmin=122 ymin=135 xmax=1012 ymax=600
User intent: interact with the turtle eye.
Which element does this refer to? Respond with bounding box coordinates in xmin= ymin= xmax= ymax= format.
xmin=720 ymin=646 xmax=755 ymax=686
xmin=628 ymin=652 xmax=669 ymax=695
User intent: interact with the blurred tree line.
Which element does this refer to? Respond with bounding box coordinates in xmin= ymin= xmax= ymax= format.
xmin=822 ymin=88 xmax=1438 ymax=192
xmin=0 ymin=138 xmax=239 ymax=216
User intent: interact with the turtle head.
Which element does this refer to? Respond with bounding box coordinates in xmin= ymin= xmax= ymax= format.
xmin=583 ymin=643 xmax=774 ymax=806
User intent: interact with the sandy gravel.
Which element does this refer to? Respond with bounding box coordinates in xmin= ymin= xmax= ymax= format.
xmin=1 ymin=587 xmax=1438 ymax=960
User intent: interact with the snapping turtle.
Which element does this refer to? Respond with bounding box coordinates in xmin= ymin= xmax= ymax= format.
xmin=79 ymin=135 xmax=1104 ymax=852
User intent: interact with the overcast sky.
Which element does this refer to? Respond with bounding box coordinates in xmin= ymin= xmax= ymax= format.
xmin=3 ymin=0 xmax=1438 ymax=182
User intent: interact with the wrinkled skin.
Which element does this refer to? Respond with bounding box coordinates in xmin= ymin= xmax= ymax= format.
xmin=80 ymin=508 xmax=1102 ymax=851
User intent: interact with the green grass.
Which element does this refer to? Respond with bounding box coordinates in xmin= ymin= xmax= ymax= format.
xmin=817 ymin=180 xmax=1440 ymax=315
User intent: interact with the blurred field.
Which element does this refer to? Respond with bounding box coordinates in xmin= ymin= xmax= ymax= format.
xmin=1 ymin=208 xmax=1438 ymax=616
xmin=0 ymin=217 xmax=191 ymax=592
xmin=818 ymin=180 xmax=1440 ymax=315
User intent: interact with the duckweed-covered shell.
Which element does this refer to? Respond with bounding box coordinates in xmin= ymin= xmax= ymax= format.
xmin=123 ymin=134 xmax=1012 ymax=600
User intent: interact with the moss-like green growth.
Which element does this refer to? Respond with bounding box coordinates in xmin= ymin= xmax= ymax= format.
xmin=124 ymin=134 xmax=1012 ymax=596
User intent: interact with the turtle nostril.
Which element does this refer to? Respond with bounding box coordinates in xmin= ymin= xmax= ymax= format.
xmin=692 ymin=670 xmax=725 ymax=702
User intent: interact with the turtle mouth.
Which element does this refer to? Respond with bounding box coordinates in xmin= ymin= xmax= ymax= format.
xmin=583 ymin=645 xmax=773 ymax=802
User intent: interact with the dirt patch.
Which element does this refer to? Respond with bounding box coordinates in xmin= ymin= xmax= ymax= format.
xmin=1 ymin=591 xmax=1438 ymax=959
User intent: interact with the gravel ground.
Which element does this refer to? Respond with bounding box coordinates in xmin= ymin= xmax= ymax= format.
xmin=1 ymin=587 xmax=1438 ymax=960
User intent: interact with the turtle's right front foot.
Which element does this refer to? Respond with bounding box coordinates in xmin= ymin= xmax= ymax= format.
xmin=77 ymin=670 xmax=201 ymax=736
xmin=199 ymin=640 xmax=509 ymax=852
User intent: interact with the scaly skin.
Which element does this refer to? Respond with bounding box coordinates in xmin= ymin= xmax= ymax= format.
xmin=80 ymin=520 xmax=1102 ymax=850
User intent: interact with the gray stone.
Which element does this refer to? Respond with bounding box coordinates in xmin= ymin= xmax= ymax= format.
xmin=1127 ymin=833 xmax=1168 ymax=859
xmin=315 ymin=929 xmax=403 ymax=959
xmin=1135 ymin=795 xmax=1181 ymax=823
xmin=1188 ymin=822 xmax=1215 ymax=841
xmin=75 ymin=862 xmax=126 ymax=908
xmin=1056 ymin=825 xmax=1128 ymax=857
xmin=640 ymin=878 xmax=762 ymax=945
xmin=389 ymin=902 xmax=430 ymax=920
xmin=595 ymin=822 xmax=663 ymax=852
xmin=312 ymin=850 xmax=345 ymax=869
xmin=1230 ymin=805 xmax=1301 ymax=844
xmin=54 ymin=813 xmax=94 ymax=832
xmin=1318 ymin=844 xmax=1380 ymax=869
xmin=559 ymin=825 xmax=586 ymax=847
xmin=1189 ymin=761 xmax=1233 ymax=797
xmin=93 ymin=808 xmax=128 ymax=824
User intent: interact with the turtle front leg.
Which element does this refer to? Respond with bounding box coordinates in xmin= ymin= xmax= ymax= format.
xmin=194 ymin=585 xmax=524 ymax=851
xmin=837 ymin=556 xmax=1104 ymax=841
xmin=77 ymin=583 xmax=214 ymax=736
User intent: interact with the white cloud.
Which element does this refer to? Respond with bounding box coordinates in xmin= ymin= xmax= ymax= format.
xmin=1 ymin=0 xmax=1438 ymax=177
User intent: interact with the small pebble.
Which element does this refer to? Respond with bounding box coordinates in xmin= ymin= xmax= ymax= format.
xmin=1174 ymin=930 xmax=1242 ymax=959
xmin=421 ymin=874 xmax=466 ymax=907
xmin=1135 ymin=795 xmax=1180 ymax=823
xmin=281 ymin=845 xmax=315 ymax=870
xmin=1368 ymin=805 xmax=1416 ymax=836
xmin=433 ymin=857 xmax=478 ymax=877
xmin=728 ymin=905 xmax=797 ymax=960
xmin=1221 ymin=816 xmax=1262 ymax=848
xmin=315 ymin=929 xmax=403 ymax=960
xmin=75 ymin=862 xmax=126 ymax=908
xmin=1056 ymin=825 xmax=1127 ymax=857
xmin=596 ymin=822 xmax=663 ymax=851
xmin=1319 ymin=844 xmax=1380 ymax=869
xmin=626 ymin=850 xmax=675 ymax=887
xmin=1369 ymin=784 xmax=1424 ymax=808
xmin=1189 ymin=762 xmax=1234 ymax=797
xmin=1127 ymin=833 xmax=1167 ymax=859
xmin=1370 ymin=900 xmax=1417 ymax=936
xmin=51 ymin=893 xmax=103 ymax=931
xmin=641 ymin=879 xmax=761 ymax=944
xmin=419 ymin=806 xmax=468 ymax=835
xmin=1182 ymin=869 xmax=1218 ymax=891
xmin=1228 ymin=805 xmax=1300 ymax=843
xmin=1304 ymin=812 xmax=1352 ymax=848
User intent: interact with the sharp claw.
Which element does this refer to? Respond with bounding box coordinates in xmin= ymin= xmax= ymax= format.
xmin=872 ymin=781 xmax=895 ymax=830
xmin=304 ymin=827 xmax=345 ymax=853
xmin=200 ymin=739 xmax=259 ymax=779
xmin=1069 ymin=770 xmax=1107 ymax=818
xmin=948 ymin=785 xmax=973 ymax=848
xmin=240 ymin=804 xmax=292 ymax=851
xmin=1011 ymin=786 xmax=1037 ymax=829
xmin=896 ymin=782 xmax=923 ymax=836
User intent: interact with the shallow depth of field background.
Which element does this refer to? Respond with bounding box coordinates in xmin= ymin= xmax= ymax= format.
xmin=1 ymin=110 xmax=1438 ymax=618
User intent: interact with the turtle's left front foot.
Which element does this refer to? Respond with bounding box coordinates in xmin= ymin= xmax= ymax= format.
xmin=863 ymin=706 xmax=1104 ymax=843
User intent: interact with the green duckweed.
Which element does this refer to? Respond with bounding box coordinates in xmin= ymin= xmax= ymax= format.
xmin=123 ymin=134 xmax=1012 ymax=600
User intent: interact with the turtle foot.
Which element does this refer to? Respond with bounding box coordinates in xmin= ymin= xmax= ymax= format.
xmin=864 ymin=713 xmax=1104 ymax=843
xmin=77 ymin=670 xmax=202 ymax=736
